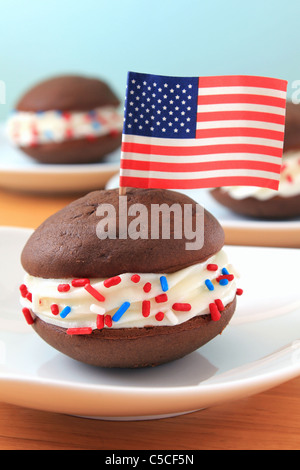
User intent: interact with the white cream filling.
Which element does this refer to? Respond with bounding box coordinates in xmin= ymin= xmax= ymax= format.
xmin=6 ymin=106 xmax=123 ymax=147
xmin=220 ymin=151 xmax=300 ymax=200
xmin=20 ymin=249 xmax=238 ymax=330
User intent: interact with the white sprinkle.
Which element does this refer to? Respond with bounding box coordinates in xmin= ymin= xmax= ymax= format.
xmin=165 ymin=310 xmax=179 ymax=325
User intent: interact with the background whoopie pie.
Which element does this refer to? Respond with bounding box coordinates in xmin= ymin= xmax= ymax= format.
xmin=211 ymin=101 xmax=300 ymax=219
xmin=6 ymin=75 xmax=123 ymax=164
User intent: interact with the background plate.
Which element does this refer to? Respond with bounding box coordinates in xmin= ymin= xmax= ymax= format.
xmin=0 ymin=125 xmax=120 ymax=194
xmin=0 ymin=227 xmax=299 ymax=420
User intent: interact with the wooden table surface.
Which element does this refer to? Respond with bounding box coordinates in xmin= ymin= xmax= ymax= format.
xmin=0 ymin=188 xmax=299 ymax=451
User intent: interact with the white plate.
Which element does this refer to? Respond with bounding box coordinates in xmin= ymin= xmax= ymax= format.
xmin=0 ymin=226 xmax=300 ymax=420
xmin=106 ymin=173 xmax=300 ymax=248
xmin=0 ymin=125 xmax=120 ymax=194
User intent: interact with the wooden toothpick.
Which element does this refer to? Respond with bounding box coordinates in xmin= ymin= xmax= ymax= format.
xmin=119 ymin=186 xmax=127 ymax=196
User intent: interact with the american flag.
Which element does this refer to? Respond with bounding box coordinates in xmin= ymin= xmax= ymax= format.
xmin=119 ymin=72 xmax=288 ymax=190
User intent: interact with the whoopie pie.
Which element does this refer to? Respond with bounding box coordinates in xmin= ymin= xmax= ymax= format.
xmin=6 ymin=75 xmax=123 ymax=164
xmin=20 ymin=188 xmax=241 ymax=368
xmin=210 ymin=101 xmax=300 ymax=219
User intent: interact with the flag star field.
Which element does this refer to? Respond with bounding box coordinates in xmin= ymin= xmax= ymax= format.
xmin=123 ymin=72 xmax=199 ymax=139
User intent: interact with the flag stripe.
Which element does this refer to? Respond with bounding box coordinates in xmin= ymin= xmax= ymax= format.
xmin=119 ymin=175 xmax=280 ymax=190
xmin=121 ymin=141 xmax=283 ymax=157
xmin=121 ymin=134 xmax=283 ymax=149
xmin=121 ymin=168 xmax=279 ymax=181
xmin=120 ymin=158 xmax=281 ymax=174
xmin=197 ymin=86 xmax=287 ymax=99
xmin=196 ymin=120 xmax=284 ymax=132
xmin=196 ymin=110 xmax=286 ymax=124
xmin=198 ymin=75 xmax=288 ymax=91
xmin=197 ymin=93 xmax=286 ymax=108
xmin=120 ymin=152 xmax=282 ymax=165
xmin=195 ymin=127 xmax=284 ymax=141
xmin=196 ymin=103 xmax=286 ymax=114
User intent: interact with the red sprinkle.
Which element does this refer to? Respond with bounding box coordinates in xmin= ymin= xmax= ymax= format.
xmin=215 ymin=299 xmax=225 ymax=312
xmin=216 ymin=274 xmax=234 ymax=282
xmin=209 ymin=303 xmax=221 ymax=322
xmin=104 ymin=276 xmax=122 ymax=288
xmin=155 ymin=293 xmax=168 ymax=303
xmin=30 ymin=138 xmax=38 ymax=148
xmin=155 ymin=311 xmax=165 ymax=322
xmin=65 ymin=128 xmax=73 ymax=139
xmin=236 ymin=288 xmax=244 ymax=296
xmin=66 ymin=327 xmax=93 ymax=336
xmin=97 ymin=314 xmax=105 ymax=330
xmin=58 ymin=284 xmax=71 ymax=293
xmin=31 ymin=123 xmax=39 ymax=136
xmin=172 ymin=303 xmax=192 ymax=312
xmin=50 ymin=304 xmax=60 ymax=316
xmin=286 ymin=174 xmax=293 ymax=183
xmin=72 ymin=278 xmax=90 ymax=288
xmin=19 ymin=284 xmax=28 ymax=298
xmin=84 ymin=284 xmax=105 ymax=302
xmin=207 ymin=264 xmax=218 ymax=271
xmin=142 ymin=300 xmax=151 ymax=317
xmin=281 ymin=163 xmax=287 ymax=172
xmin=22 ymin=308 xmax=35 ymax=325
xmin=62 ymin=111 xmax=71 ymax=121
xmin=26 ymin=292 xmax=32 ymax=303
xmin=104 ymin=315 xmax=112 ymax=327
xmin=131 ymin=274 xmax=141 ymax=283
xmin=143 ymin=282 xmax=152 ymax=293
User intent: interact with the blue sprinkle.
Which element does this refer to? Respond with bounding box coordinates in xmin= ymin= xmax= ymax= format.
xmin=91 ymin=120 xmax=101 ymax=130
xmin=222 ymin=267 xmax=229 ymax=275
xmin=219 ymin=278 xmax=229 ymax=286
xmin=88 ymin=110 xmax=97 ymax=118
xmin=205 ymin=279 xmax=214 ymax=291
xmin=60 ymin=306 xmax=71 ymax=318
xmin=112 ymin=302 xmax=130 ymax=322
xmin=160 ymin=276 xmax=169 ymax=292
xmin=44 ymin=130 xmax=54 ymax=140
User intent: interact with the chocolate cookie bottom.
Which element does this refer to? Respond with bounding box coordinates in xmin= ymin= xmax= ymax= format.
xmin=20 ymin=132 xmax=122 ymax=165
xmin=31 ymin=297 xmax=236 ymax=368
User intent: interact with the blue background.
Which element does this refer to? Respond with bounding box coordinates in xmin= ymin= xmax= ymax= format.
xmin=0 ymin=0 xmax=298 ymax=121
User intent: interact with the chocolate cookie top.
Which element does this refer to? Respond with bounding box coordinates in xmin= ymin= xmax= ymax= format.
xmin=284 ymin=101 xmax=300 ymax=152
xmin=16 ymin=75 xmax=120 ymax=112
xmin=21 ymin=188 xmax=225 ymax=279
